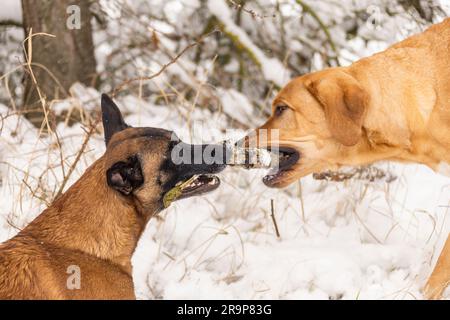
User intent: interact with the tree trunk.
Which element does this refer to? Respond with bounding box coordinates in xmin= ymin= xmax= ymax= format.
xmin=21 ymin=0 xmax=97 ymax=127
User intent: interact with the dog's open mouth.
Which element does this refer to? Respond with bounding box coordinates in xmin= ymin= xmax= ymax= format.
xmin=177 ymin=174 xmax=220 ymax=199
xmin=263 ymin=147 xmax=300 ymax=187
xmin=163 ymin=174 xmax=220 ymax=207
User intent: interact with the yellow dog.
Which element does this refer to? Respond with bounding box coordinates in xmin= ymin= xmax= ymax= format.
xmin=247 ymin=18 xmax=450 ymax=299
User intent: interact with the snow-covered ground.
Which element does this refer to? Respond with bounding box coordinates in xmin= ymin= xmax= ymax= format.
xmin=0 ymin=0 xmax=449 ymax=300
xmin=0 ymin=88 xmax=448 ymax=300
xmin=0 ymin=0 xmax=22 ymax=23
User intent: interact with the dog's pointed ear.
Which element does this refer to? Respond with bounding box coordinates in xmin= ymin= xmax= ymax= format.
xmin=101 ymin=94 xmax=129 ymax=146
xmin=306 ymin=72 xmax=368 ymax=146
xmin=106 ymin=156 xmax=143 ymax=195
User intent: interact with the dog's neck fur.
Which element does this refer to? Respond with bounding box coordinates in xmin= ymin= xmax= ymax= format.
xmin=21 ymin=156 xmax=153 ymax=274
xmin=348 ymin=43 xmax=450 ymax=171
xmin=343 ymin=107 xmax=450 ymax=171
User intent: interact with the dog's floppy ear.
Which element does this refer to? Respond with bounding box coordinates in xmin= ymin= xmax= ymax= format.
xmin=306 ymin=72 xmax=368 ymax=146
xmin=106 ymin=156 xmax=144 ymax=195
xmin=101 ymin=94 xmax=129 ymax=146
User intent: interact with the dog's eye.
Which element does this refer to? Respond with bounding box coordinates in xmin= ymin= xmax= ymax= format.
xmin=275 ymin=105 xmax=288 ymax=117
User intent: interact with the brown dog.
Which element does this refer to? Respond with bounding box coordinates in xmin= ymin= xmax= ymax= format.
xmin=0 ymin=95 xmax=225 ymax=299
xmin=246 ymin=18 xmax=449 ymax=299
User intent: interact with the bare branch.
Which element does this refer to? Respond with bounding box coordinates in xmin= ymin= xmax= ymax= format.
xmin=111 ymin=30 xmax=219 ymax=96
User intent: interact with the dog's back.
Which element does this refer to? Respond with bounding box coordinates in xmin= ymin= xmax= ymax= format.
xmin=0 ymin=233 xmax=135 ymax=299
xmin=0 ymin=235 xmax=52 ymax=299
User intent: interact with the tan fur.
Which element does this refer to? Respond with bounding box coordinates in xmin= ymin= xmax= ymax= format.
xmin=248 ymin=19 xmax=450 ymax=299
xmin=0 ymin=128 xmax=172 ymax=299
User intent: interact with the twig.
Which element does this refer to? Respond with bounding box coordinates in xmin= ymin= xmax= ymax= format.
xmin=22 ymin=29 xmax=57 ymax=133
xmin=22 ymin=179 xmax=51 ymax=207
xmin=227 ymin=0 xmax=276 ymax=19
xmin=270 ymin=199 xmax=281 ymax=238
xmin=298 ymin=180 xmax=306 ymax=222
xmin=53 ymin=116 xmax=100 ymax=200
xmin=111 ymin=30 xmax=219 ymax=96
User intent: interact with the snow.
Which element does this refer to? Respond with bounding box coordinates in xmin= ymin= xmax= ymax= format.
xmin=0 ymin=0 xmax=22 ymax=23
xmin=216 ymin=88 xmax=258 ymax=125
xmin=1 ymin=87 xmax=448 ymax=300
xmin=441 ymin=0 xmax=450 ymax=14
